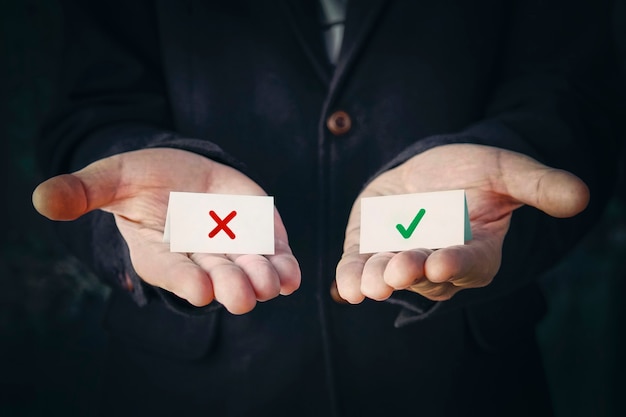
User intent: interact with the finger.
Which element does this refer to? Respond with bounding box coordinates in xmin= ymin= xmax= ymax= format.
xmin=335 ymin=202 xmax=367 ymax=303
xmin=270 ymin=211 xmax=301 ymax=295
xmin=191 ymin=253 xmax=257 ymax=314
xmin=269 ymin=253 xmax=301 ymax=295
xmin=383 ymin=249 xmax=432 ymax=289
xmin=32 ymin=149 xmax=134 ymax=221
xmin=32 ymin=174 xmax=85 ymax=220
xmin=423 ymin=238 xmax=501 ymax=288
xmin=116 ymin=217 xmax=215 ymax=306
xmin=500 ymin=151 xmax=589 ymax=218
xmin=329 ymin=280 xmax=349 ymax=304
xmin=335 ymin=249 xmax=368 ymax=304
xmin=32 ymin=168 xmax=121 ymax=221
xmin=231 ymin=254 xmax=281 ymax=301
xmin=360 ymin=252 xmax=395 ymax=301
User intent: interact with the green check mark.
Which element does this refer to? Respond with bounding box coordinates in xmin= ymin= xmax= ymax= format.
xmin=396 ymin=208 xmax=426 ymax=239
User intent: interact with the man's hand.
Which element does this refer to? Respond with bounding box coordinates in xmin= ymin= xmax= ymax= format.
xmin=32 ymin=148 xmax=301 ymax=314
xmin=335 ymin=144 xmax=589 ymax=304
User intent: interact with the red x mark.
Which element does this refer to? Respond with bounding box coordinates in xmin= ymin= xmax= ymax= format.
xmin=208 ymin=210 xmax=237 ymax=239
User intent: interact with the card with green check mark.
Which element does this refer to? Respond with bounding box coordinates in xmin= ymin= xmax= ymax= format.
xmin=359 ymin=189 xmax=472 ymax=254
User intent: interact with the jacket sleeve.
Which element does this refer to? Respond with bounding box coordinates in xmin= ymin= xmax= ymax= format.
xmin=382 ymin=0 xmax=625 ymax=326
xmin=36 ymin=0 xmax=242 ymax=312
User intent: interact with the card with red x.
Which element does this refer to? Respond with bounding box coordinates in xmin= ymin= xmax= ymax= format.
xmin=164 ymin=192 xmax=275 ymax=254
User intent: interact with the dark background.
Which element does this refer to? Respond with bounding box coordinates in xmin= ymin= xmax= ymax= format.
xmin=1 ymin=1 xmax=624 ymax=416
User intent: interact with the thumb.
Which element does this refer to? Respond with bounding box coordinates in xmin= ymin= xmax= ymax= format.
xmin=32 ymin=157 xmax=122 ymax=221
xmin=501 ymin=151 xmax=590 ymax=218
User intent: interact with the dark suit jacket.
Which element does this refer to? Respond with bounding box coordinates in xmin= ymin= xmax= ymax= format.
xmin=37 ymin=0 xmax=623 ymax=416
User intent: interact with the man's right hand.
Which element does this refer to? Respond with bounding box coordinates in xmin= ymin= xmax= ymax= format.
xmin=32 ymin=148 xmax=301 ymax=314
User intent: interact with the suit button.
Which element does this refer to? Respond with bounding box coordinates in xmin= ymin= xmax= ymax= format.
xmin=326 ymin=110 xmax=352 ymax=135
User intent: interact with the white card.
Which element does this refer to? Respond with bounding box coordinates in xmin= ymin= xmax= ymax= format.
xmin=164 ymin=192 xmax=275 ymax=254
xmin=359 ymin=189 xmax=472 ymax=254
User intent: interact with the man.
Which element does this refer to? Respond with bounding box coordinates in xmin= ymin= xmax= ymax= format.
xmin=32 ymin=1 xmax=622 ymax=416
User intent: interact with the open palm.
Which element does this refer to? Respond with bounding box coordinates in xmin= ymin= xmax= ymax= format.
xmin=32 ymin=148 xmax=301 ymax=314
xmin=335 ymin=144 xmax=589 ymax=303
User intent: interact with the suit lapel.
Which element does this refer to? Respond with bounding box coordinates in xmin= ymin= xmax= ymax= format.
xmin=281 ymin=0 xmax=334 ymax=85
